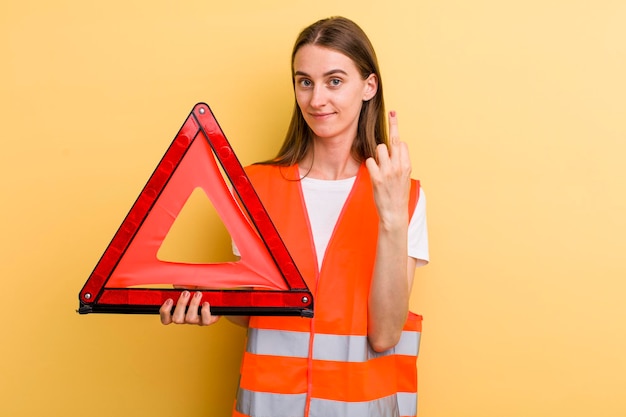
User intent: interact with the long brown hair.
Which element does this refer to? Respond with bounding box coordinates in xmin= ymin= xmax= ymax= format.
xmin=263 ymin=16 xmax=387 ymax=167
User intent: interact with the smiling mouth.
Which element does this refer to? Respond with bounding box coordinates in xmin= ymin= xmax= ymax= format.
xmin=310 ymin=112 xmax=335 ymax=119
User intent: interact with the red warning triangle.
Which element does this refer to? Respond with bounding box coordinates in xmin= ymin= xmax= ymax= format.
xmin=78 ymin=103 xmax=313 ymax=317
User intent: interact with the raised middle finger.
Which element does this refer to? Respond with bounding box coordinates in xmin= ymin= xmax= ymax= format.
xmin=388 ymin=110 xmax=399 ymax=144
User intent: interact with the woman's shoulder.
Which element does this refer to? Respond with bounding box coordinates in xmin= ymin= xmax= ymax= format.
xmin=245 ymin=162 xmax=298 ymax=179
xmin=245 ymin=162 xmax=276 ymax=172
xmin=244 ymin=162 xmax=278 ymax=179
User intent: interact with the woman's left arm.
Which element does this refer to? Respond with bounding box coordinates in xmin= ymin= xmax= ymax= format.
xmin=365 ymin=111 xmax=416 ymax=352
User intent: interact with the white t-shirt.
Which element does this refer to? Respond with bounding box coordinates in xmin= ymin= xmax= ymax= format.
xmin=233 ymin=177 xmax=430 ymax=269
xmin=300 ymin=176 xmax=429 ymax=269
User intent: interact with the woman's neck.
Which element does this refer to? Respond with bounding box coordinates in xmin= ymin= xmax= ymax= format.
xmin=299 ymin=141 xmax=360 ymax=180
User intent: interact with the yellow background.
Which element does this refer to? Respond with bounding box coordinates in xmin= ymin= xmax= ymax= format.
xmin=1 ymin=0 xmax=625 ymax=416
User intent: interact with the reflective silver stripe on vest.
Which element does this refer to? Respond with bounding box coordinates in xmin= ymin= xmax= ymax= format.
xmin=247 ymin=328 xmax=420 ymax=362
xmin=236 ymin=388 xmax=307 ymax=417
xmin=237 ymin=388 xmax=417 ymax=417
xmin=313 ymin=331 xmax=421 ymax=362
xmin=398 ymin=392 xmax=418 ymax=417
xmin=310 ymin=393 xmax=417 ymax=417
xmin=246 ymin=328 xmax=310 ymax=358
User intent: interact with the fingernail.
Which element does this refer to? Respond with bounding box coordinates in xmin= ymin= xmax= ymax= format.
xmin=202 ymin=302 xmax=210 ymax=309
xmin=165 ymin=299 xmax=172 ymax=306
xmin=195 ymin=291 xmax=202 ymax=299
xmin=182 ymin=291 xmax=190 ymax=298
xmin=390 ymin=110 xmax=396 ymax=117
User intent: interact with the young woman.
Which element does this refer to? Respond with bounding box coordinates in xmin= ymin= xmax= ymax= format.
xmin=160 ymin=16 xmax=429 ymax=417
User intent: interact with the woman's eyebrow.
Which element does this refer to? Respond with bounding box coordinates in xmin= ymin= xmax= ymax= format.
xmin=294 ymin=69 xmax=349 ymax=77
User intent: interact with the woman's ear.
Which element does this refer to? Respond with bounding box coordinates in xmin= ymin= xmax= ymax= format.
xmin=363 ymin=73 xmax=378 ymax=102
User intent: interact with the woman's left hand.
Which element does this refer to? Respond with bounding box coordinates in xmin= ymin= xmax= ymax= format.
xmin=365 ymin=110 xmax=412 ymax=226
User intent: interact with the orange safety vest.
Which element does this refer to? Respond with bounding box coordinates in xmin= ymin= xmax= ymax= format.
xmin=233 ymin=163 xmax=422 ymax=417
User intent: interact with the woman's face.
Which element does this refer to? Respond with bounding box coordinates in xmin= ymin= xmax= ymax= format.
xmin=293 ymin=44 xmax=377 ymax=145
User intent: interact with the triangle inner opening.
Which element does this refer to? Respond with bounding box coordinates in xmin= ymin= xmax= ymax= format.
xmin=157 ymin=187 xmax=238 ymax=264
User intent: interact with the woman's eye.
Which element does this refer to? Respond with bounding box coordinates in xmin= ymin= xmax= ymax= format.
xmin=299 ymin=79 xmax=312 ymax=87
xmin=329 ymin=78 xmax=342 ymax=87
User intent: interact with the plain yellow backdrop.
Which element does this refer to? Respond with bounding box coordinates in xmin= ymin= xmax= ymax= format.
xmin=1 ymin=0 xmax=625 ymax=416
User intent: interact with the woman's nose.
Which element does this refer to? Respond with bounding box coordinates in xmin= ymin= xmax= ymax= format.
xmin=310 ymin=85 xmax=327 ymax=108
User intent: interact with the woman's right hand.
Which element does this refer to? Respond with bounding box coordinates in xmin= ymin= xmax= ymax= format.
xmin=159 ymin=290 xmax=221 ymax=326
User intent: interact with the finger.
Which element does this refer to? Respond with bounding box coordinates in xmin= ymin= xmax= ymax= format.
xmin=200 ymin=302 xmax=221 ymax=326
xmin=388 ymin=110 xmax=399 ymax=144
xmin=398 ymin=141 xmax=411 ymax=168
xmin=375 ymin=143 xmax=391 ymax=168
xmin=365 ymin=156 xmax=381 ymax=182
xmin=171 ymin=291 xmax=190 ymax=324
xmin=185 ymin=291 xmax=203 ymax=324
xmin=159 ymin=299 xmax=174 ymax=325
